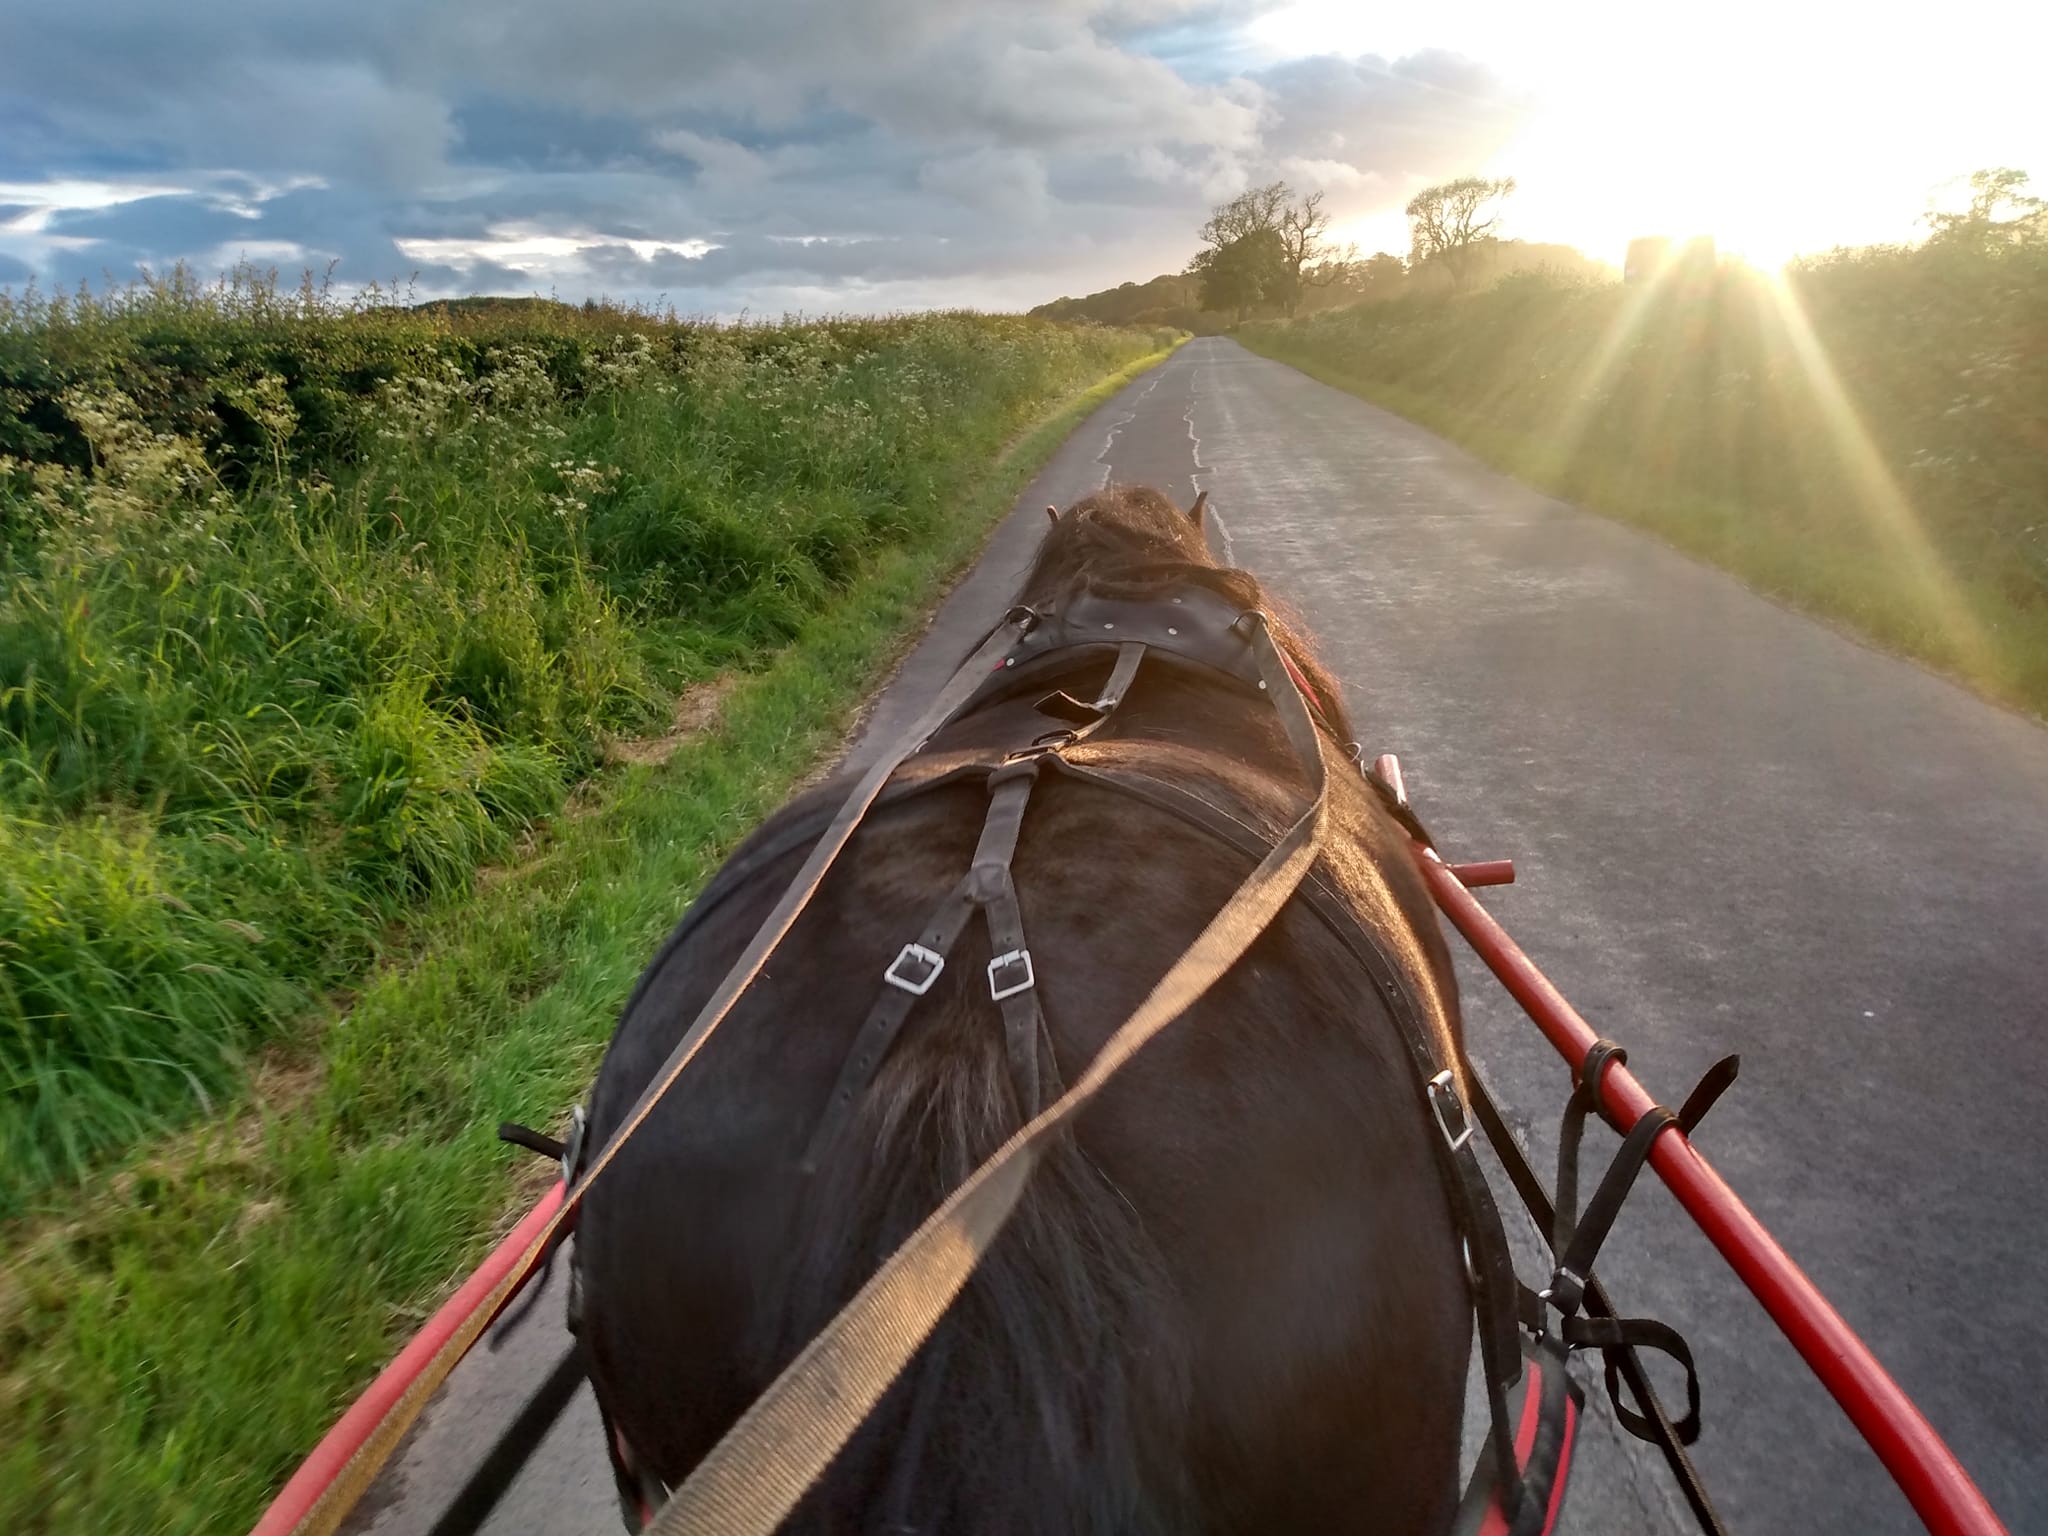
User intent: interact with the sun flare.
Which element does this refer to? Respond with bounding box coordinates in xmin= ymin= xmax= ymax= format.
xmin=1250 ymin=0 xmax=2048 ymax=269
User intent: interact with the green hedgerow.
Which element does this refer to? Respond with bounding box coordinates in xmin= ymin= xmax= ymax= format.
xmin=0 ymin=268 xmax=1159 ymax=1212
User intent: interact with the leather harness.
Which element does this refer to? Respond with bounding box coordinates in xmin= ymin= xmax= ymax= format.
xmin=545 ymin=584 xmax=1736 ymax=1536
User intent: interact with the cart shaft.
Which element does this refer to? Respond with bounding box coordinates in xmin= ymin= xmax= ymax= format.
xmin=1416 ymin=849 xmax=2007 ymax=1536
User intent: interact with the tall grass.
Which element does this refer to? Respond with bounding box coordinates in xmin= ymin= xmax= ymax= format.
xmin=0 ymin=322 xmax=1180 ymax=1536
xmin=1239 ymin=224 xmax=2048 ymax=712
xmin=0 ymin=271 xmax=1170 ymax=1212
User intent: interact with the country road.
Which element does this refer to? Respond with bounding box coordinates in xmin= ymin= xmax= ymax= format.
xmin=345 ymin=336 xmax=2046 ymax=1535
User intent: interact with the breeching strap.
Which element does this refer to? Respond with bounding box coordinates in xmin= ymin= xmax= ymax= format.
xmin=645 ymin=615 xmax=1333 ymax=1536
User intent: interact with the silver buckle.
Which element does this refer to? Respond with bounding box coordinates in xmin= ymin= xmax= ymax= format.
xmin=883 ymin=942 xmax=945 ymax=995
xmin=1426 ymin=1069 xmax=1473 ymax=1153
xmin=987 ymin=949 xmax=1035 ymax=1000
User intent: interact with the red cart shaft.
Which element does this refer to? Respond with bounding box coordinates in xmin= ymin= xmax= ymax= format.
xmin=1414 ymin=849 xmax=2007 ymax=1536
xmin=252 ymin=1180 xmax=569 ymax=1536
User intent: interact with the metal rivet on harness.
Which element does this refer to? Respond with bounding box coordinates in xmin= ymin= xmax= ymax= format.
xmin=987 ymin=949 xmax=1035 ymax=1001
xmin=883 ymin=942 xmax=945 ymax=995
xmin=1427 ymin=1069 xmax=1474 ymax=1153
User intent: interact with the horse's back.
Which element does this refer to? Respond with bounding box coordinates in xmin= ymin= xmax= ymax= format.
xmin=576 ymin=725 xmax=1469 ymax=1534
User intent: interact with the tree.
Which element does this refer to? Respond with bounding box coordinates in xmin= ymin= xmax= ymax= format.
xmin=1199 ymin=182 xmax=1290 ymax=249
xmin=1196 ymin=181 xmax=1356 ymax=317
xmin=1405 ymin=176 xmax=1516 ymax=292
xmin=1189 ymin=228 xmax=1285 ymax=321
xmin=1356 ymin=251 xmax=1406 ymax=297
xmin=1924 ymin=167 xmax=2046 ymax=251
xmin=1276 ymin=190 xmax=1357 ymax=315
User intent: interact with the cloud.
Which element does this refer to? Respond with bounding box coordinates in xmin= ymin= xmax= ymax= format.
xmin=917 ymin=149 xmax=1052 ymax=222
xmin=1248 ymin=50 xmax=1529 ymax=210
xmin=0 ymin=1 xmax=1528 ymax=311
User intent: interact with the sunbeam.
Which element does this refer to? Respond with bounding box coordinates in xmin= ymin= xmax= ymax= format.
xmin=1743 ymin=269 xmax=1997 ymax=677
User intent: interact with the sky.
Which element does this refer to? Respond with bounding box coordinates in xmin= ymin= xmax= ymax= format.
xmin=2 ymin=0 xmax=2043 ymax=315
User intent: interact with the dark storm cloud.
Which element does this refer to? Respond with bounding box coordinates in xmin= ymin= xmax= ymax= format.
xmin=0 ymin=1 xmax=1530 ymax=310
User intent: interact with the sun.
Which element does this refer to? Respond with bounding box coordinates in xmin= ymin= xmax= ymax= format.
xmin=1244 ymin=0 xmax=2048 ymax=270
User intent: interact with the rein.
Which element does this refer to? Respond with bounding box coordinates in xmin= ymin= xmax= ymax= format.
xmin=275 ymin=574 xmax=1728 ymax=1536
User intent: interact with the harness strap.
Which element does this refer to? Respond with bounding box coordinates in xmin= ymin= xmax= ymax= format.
xmin=983 ymin=874 xmax=1052 ymax=1115
xmin=1462 ymin=1069 xmax=1730 ymax=1536
xmin=573 ymin=611 xmax=1038 ymax=1209
xmin=1549 ymin=1311 xmax=1702 ymax=1445
xmin=1092 ymin=639 xmax=1147 ymax=713
xmin=967 ymin=763 xmax=1054 ymax=1119
xmin=1362 ymin=758 xmax=1439 ymax=850
xmin=797 ymin=767 xmax=1053 ymax=1171
xmin=1549 ymin=1055 xmax=1741 ymax=1317
xmin=798 ymin=647 xmax=1138 ymax=1173
xmin=798 ymin=870 xmax=985 ymax=1173
xmin=876 ymin=1329 xmax=953 ymax=1535
xmin=1434 ymin=1075 xmax=1536 ymax=1523
xmin=642 ymin=617 xmax=1331 ymax=1536
xmin=1458 ymin=1047 xmax=1743 ymax=1536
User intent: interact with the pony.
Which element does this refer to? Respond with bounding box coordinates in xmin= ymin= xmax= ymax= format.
xmin=572 ymin=485 xmax=1473 ymax=1534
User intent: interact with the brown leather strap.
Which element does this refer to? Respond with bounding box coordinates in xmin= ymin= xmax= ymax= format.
xmin=801 ymin=768 xmax=1042 ymax=1169
xmin=646 ymin=617 xmax=1331 ymax=1536
xmin=984 ymin=879 xmax=1047 ymax=1116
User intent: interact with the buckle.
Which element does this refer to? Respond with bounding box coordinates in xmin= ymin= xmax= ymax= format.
xmin=1427 ymin=1069 xmax=1474 ymax=1153
xmin=987 ymin=949 xmax=1035 ymax=1001
xmin=1001 ymin=733 xmax=1073 ymax=768
xmin=1540 ymin=1265 xmax=1587 ymax=1317
xmin=883 ymin=942 xmax=945 ymax=995
xmin=560 ymin=1104 xmax=588 ymax=1184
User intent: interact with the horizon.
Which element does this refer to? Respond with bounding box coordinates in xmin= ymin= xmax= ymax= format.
xmin=3 ymin=1 xmax=2042 ymax=317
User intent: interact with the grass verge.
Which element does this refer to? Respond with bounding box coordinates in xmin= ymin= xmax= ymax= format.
xmin=0 ymin=341 xmax=1179 ymax=1536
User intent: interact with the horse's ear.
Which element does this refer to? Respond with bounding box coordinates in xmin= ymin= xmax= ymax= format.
xmin=1045 ymin=504 xmax=1060 ymax=524
xmin=1187 ymin=489 xmax=1209 ymax=525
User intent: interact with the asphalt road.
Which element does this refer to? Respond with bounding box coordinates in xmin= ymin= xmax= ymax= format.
xmin=346 ymin=337 xmax=2045 ymax=1534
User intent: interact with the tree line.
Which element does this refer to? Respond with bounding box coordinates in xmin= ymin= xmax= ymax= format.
xmin=1188 ymin=175 xmax=1517 ymax=321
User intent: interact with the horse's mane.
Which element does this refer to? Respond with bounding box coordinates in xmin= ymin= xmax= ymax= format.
xmin=1021 ymin=486 xmax=1355 ymax=743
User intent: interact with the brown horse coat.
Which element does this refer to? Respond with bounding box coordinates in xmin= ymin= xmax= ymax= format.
xmin=575 ymin=488 xmax=1473 ymax=1534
